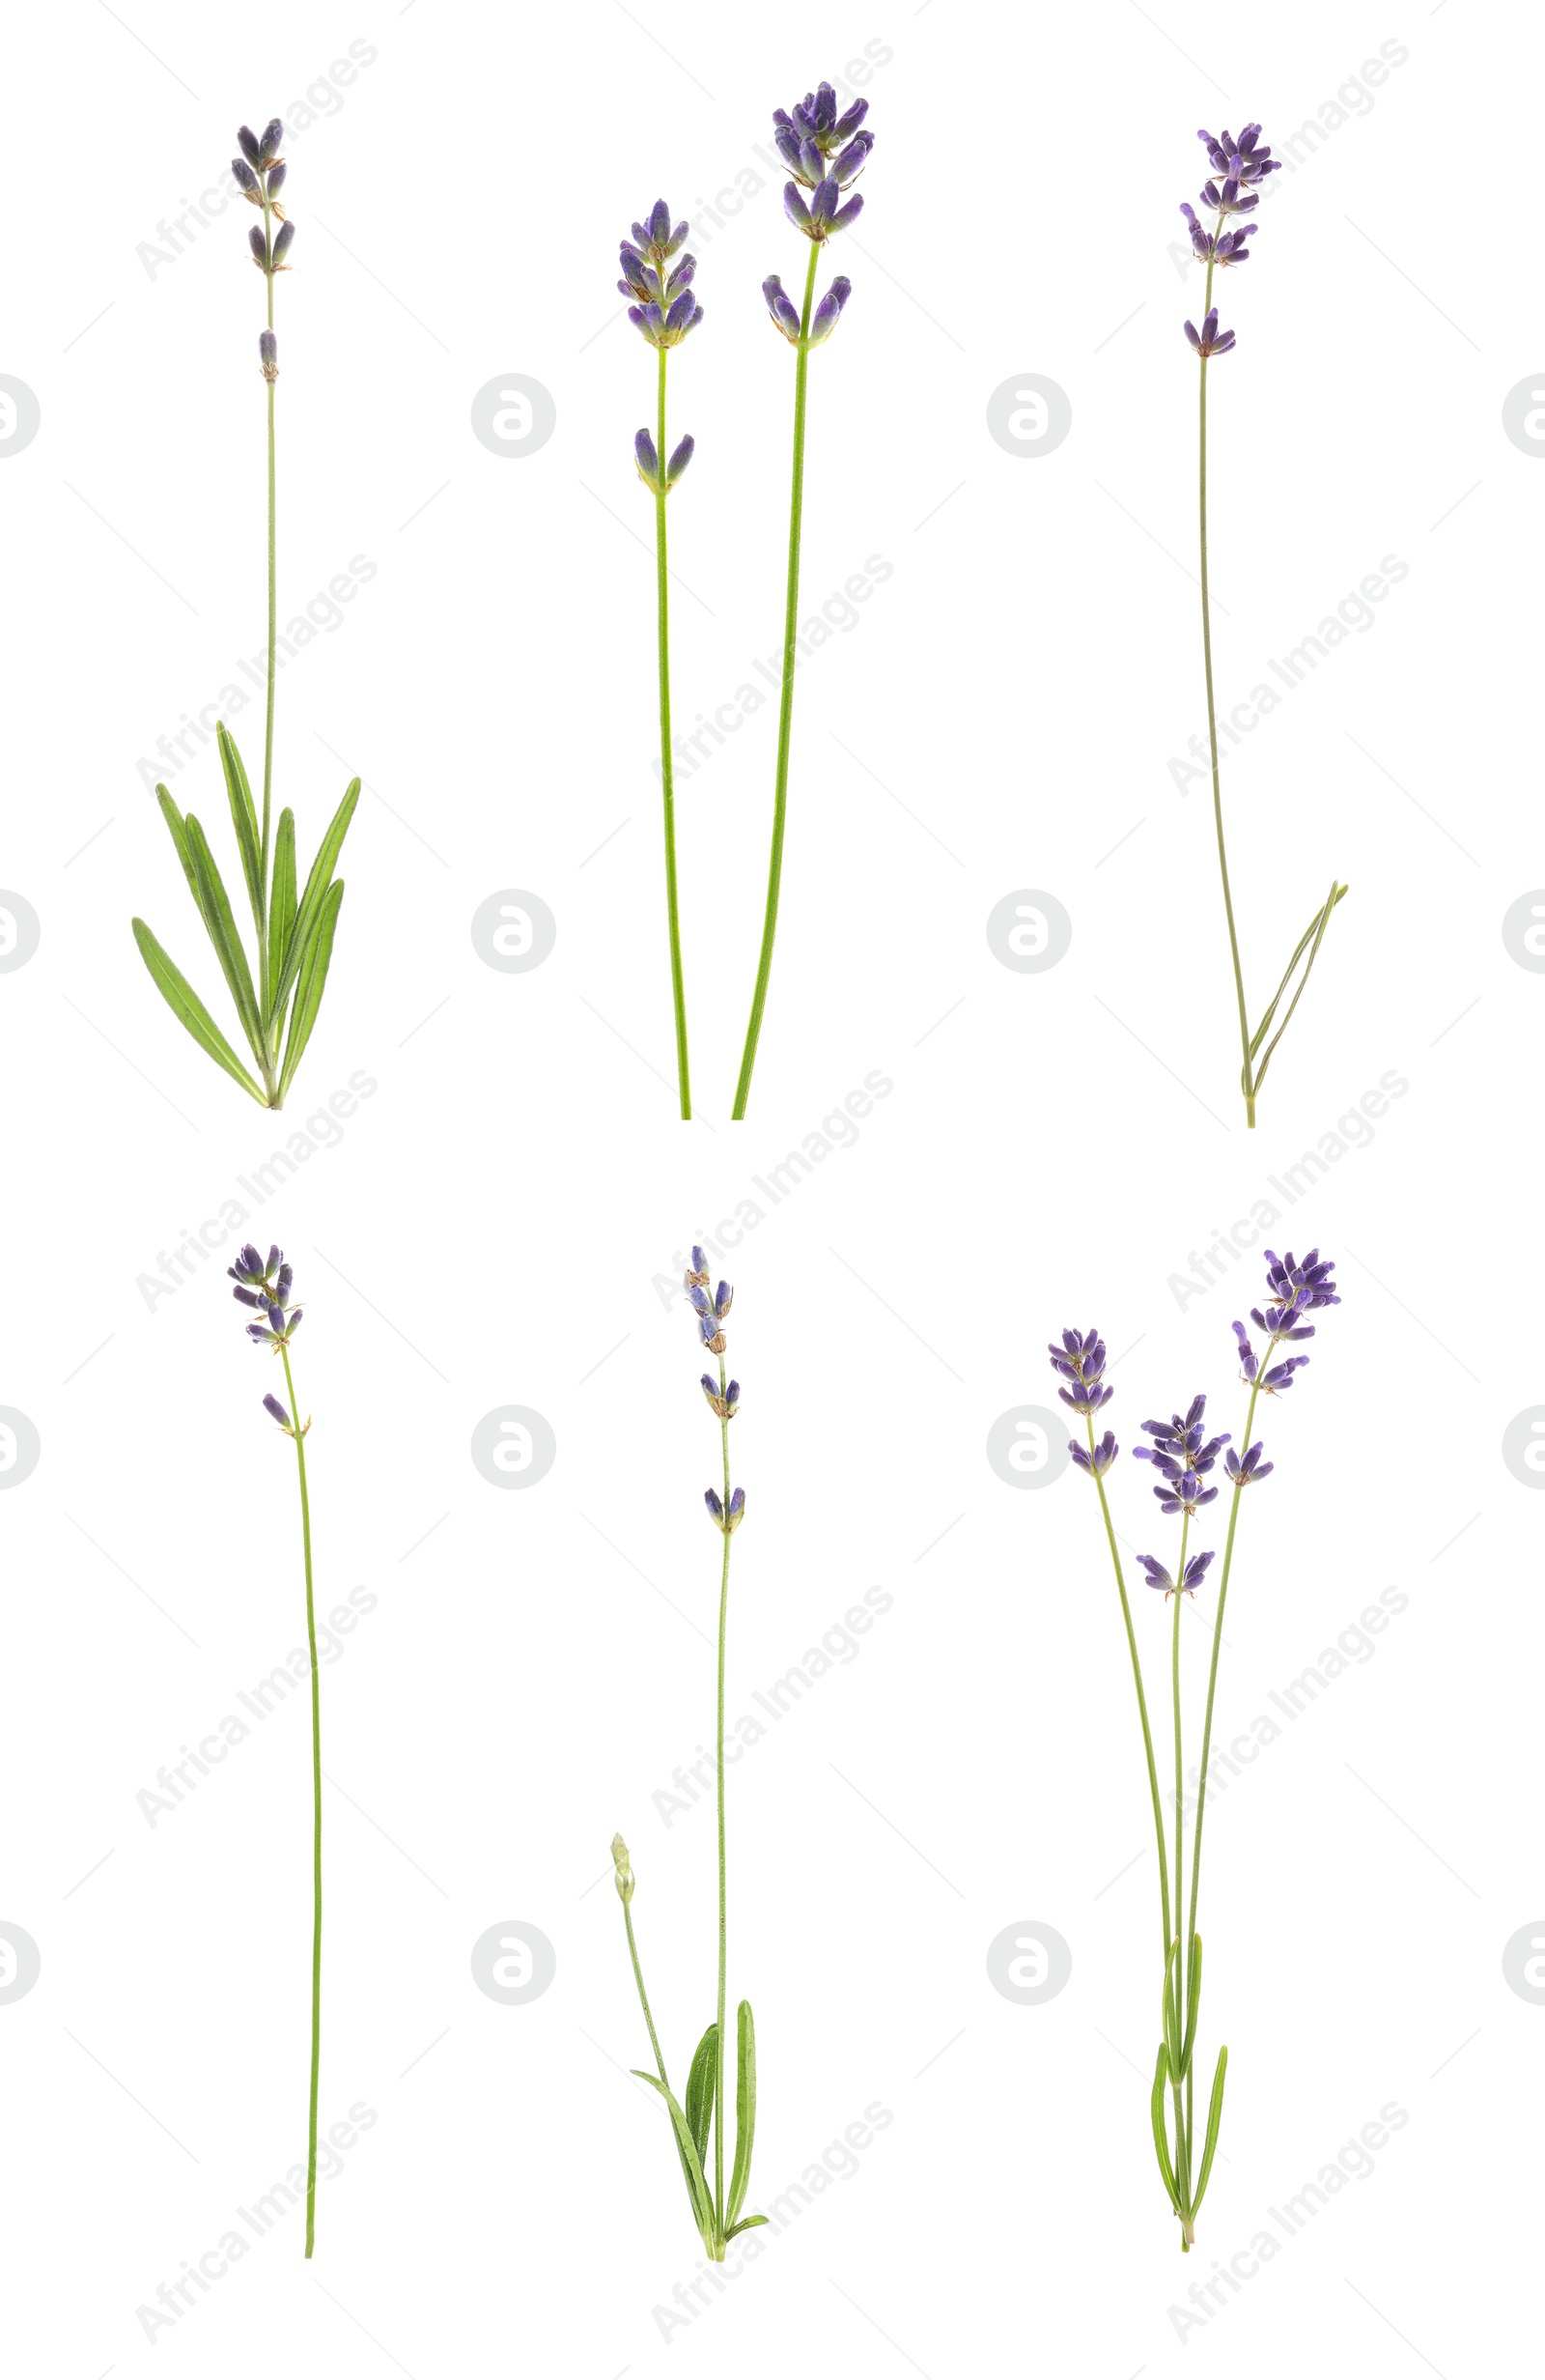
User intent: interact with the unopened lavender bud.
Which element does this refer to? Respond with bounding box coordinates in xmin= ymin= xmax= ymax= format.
xmin=264 ymin=1392 xmax=291 ymax=1429
xmin=783 ymin=182 xmax=814 ymax=236
xmin=715 ymin=1282 xmax=733 ymax=1318
xmin=238 ymin=124 xmax=263 ymax=168
xmin=610 ymin=1832 xmax=634 ymax=1904
xmin=726 ymin=1487 xmax=745 ymax=1533
xmin=763 ymin=274 xmax=801 ymax=342
xmin=649 ymin=196 xmax=671 ymax=248
xmin=665 ymin=434 xmax=694 ymax=487
xmin=830 ymin=132 xmax=873 ymax=185
xmin=807 ymin=276 xmax=852 ymax=346
xmin=249 ymin=225 xmax=268 ymax=268
xmin=266 ymin=160 xmax=287 ymax=197
xmin=260 ymin=329 xmax=279 ymax=382
xmin=259 ymin=118 xmax=284 ymax=167
xmin=233 ymin=157 xmax=261 ymax=199
xmin=634 ymin=427 xmax=660 ymax=489
xmin=705 ymin=1488 xmax=724 ymax=1526
xmin=275 ymin=1261 xmax=293 ymax=1303
xmin=268 ymin=1305 xmax=286 ymax=1334
xmin=271 ymin=218 xmax=295 ymax=269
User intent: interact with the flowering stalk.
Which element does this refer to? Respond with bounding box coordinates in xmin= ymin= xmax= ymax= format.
xmin=732 ymin=83 xmax=871 ymax=1118
xmin=1181 ymin=127 xmax=1347 ymax=1126
xmin=621 ymin=204 xmax=704 ymax=1117
xmin=229 ymin=1242 xmax=323 ymax=2255
xmin=1052 ymin=1248 xmax=1340 ymax=2246
xmin=611 ymin=1251 xmax=764 ymax=2260
xmin=132 ymin=118 xmax=358 ymax=1111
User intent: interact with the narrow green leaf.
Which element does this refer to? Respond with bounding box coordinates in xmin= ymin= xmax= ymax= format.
xmin=1149 ymin=2041 xmax=1182 ymax=2213
xmin=685 ymin=2023 xmax=718 ymax=2168
xmin=277 ymin=880 xmax=344 ymax=1102
xmin=631 ymin=2071 xmax=716 ymax=2240
xmin=726 ymin=2216 xmax=769 ymax=2238
xmin=154 ymin=784 xmax=199 ymax=899
xmin=1162 ymin=1938 xmax=1183 ymax=2082
xmin=267 ymin=779 xmax=359 ymax=1029
xmin=183 ymin=814 xmax=267 ymax=1068
xmin=269 ymin=808 xmax=297 ymax=988
xmin=1191 ymin=2045 xmax=1228 ymax=2217
xmin=218 ymin=724 xmax=265 ymax=952
xmin=130 ymin=921 xmax=267 ymax=1105
xmin=1179 ymin=1934 xmax=1202 ymax=2082
xmin=727 ymin=1998 xmax=757 ymax=2227
xmin=1252 ymin=882 xmax=1347 ymax=1095
xmin=215 ymin=722 xmax=260 ymax=848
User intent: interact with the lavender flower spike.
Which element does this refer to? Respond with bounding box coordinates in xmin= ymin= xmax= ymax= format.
xmin=1048 ymin=1327 xmax=1113 ymax=1415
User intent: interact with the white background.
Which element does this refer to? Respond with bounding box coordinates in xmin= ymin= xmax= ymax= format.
xmin=1 ymin=0 xmax=1536 ymax=2372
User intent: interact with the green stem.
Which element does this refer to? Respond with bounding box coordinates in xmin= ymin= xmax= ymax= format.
xmin=622 ymin=1898 xmax=670 ymax=2090
xmin=1086 ymin=1413 xmax=1171 ymax=1965
xmin=653 ymin=343 xmax=692 ymax=1119
xmin=731 ymin=238 xmax=821 ymax=1120
xmin=713 ymin=1349 xmax=732 ymax=2238
xmin=1197 ymin=221 xmax=1254 ymax=1128
xmin=1186 ymin=1362 xmax=1271 ymax=1957
xmin=1170 ymin=1512 xmax=1191 ymax=2222
xmin=279 ymin=1344 xmax=322 ymax=2260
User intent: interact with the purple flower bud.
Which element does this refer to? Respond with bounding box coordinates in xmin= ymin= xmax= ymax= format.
xmin=705 ymin=1488 xmax=724 ymax=1523
xmin=714 ymin=1282 xmax=733 ymax=1318
xmin=238 ymin=124 xmax=263 ymax=168
xmin=259 ymin=119 xmax=284 ymax=167
xmin=264 ymin=1393 xmax=291 ymax=1428
xmin=634 ymin=427 xmax=660 ymax=489
xmin=271 ymin=218 xmax=295 ymax=267
xmin=763 ymin=273 xmax=802 ymax=341
xmin=259 ymin=329 xmax=278 ymax=380
xmin=784 ymin=182 xmax=813 ymax=235
xmin=830 ymin=131 xmax=873 ymax=186
xmin=249 ymin=225 xmax=268 ymax=267
xmin=834 ymin=97 xmax=870 ymax=139
xmin=807 ymin=275 xmax=852 ymax=346
xmin=726 ymin=1487 xmax=745 ymax=1532
xmin=665 ymin=434 xmax=694 ymax=486
xmin=267 ymin=160 xmax=287 ymax=197
xmin=267 ymin=1304 xmax=285 ymax=1335
xmin=233 ymin=157 xmax=261 ymax=198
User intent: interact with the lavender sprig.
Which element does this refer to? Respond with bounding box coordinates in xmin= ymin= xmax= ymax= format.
xmin=228 ymin=1241 xmax=323 ymax=2256
xmin=732 ymin=80 xmax=874 ymax=1118
xmin=132 ymin=119 xmax=359 ymax=1112
xmin=620 ymin=199 xmax=704 ymax=1119
xmin=1179 ymin=124 xmax=1347 ymax=1126
xmin=611 ymin=1248 xmax=765 ymax=2259
xmin=1052 ymin=1248 xmax=1341 ymax=2249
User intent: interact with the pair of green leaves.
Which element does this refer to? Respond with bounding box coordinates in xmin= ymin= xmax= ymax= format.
xmin=131 ymin=722 xmax=358 ymax=1111
xmin=1247 ymin=880 xmax=1349 ymax=1102
xmin=632 ymin=1999 xmax=766 ymax=2256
